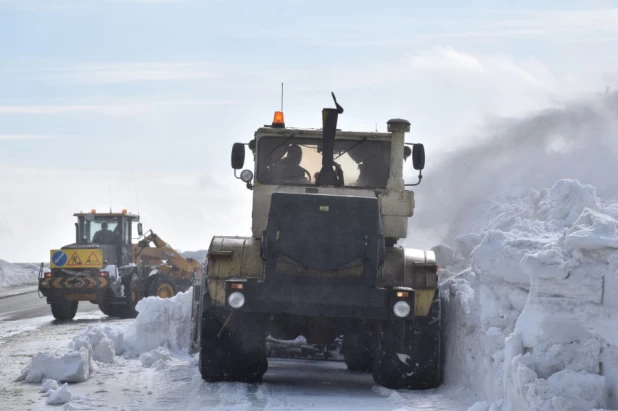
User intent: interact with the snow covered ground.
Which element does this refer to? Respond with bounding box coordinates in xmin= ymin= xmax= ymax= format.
xmin=0 ymin=291 xmax=473 ymax=410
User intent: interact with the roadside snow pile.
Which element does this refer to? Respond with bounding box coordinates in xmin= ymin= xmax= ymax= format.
xmin=0 ymin=259 xmax=39 ymax=288
xmin=439 ymin=179 xmax=618 ymax=411
xmin=18 ymin=289 xmax=193 ymax=385
xmin=123 ymin=287 xmax=193 ymax=354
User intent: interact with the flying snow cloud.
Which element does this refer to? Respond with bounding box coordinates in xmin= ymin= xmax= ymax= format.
xmin=407 ymin=91 xmax=618 ymax=247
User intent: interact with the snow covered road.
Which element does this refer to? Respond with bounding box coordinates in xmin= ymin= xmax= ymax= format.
xmin=0 ymin=288 xmax=100 ymax=321
xmin=0 ymin=312 xmax=474 ymax=411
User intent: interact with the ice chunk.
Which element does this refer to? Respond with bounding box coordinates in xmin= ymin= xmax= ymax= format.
xmin=69 ymin=324 xmax=123 ymax=362
xmin=565 ymin=208 xmax=618 ymax=251
xmin=20 ymin=346 xmax=93 ymax=383
xmin=139 ymin=347 xmax=172 ymax=368
xmin=46 ymin=383 xmax=72 ymax=405
xmin=40 ymin=378 xmax=59 ymax=395
xmin=547 ymin=370 xmax=607 ymax=410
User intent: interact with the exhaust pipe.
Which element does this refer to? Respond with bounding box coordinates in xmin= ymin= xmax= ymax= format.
xmin=316 ymin=92 xmax=344 ymax=187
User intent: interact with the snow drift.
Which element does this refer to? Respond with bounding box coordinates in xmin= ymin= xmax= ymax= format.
xmin=440 ymin=179 xmax=618 ymax=410
xmin=0 ymin=260 xmax=39 ymax=288
xmin=19 ymin=289 xmax=193 ymax=384
xmin=420 ymin=92 xmax=618 ymax=411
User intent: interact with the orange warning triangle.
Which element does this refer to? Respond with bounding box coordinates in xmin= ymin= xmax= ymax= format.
xmin=67 ymin=251 xmax=83 ymax=266
xmin=85 ymin=251 xmax=101 ymax=266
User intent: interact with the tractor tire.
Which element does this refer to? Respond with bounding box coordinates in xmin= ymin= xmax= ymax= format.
xmin=98 ymin=274 xmax=140 ymax=319
xmin=148 ymin=275 xmax=177 ymax=299
xmin=51 ymin=299 xmax=78 ymax=321
xmin=122 ymin=274 xmax=141 ymax=318
xmin=372 ymin=291 xmax=442 ymax=390
xmin=199 ymin=309 xmax=268 ymax=383
xmin=342 ymin=330 xmax=374 ymax=372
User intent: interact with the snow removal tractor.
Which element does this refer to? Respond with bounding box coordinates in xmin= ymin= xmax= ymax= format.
xmin=190 ymin=93 xmax=441 ymax=389
xmin=38 ymin=210 xmax=202 ymax=320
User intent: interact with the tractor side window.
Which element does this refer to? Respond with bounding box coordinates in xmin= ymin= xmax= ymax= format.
xmin=122 ymin=220 xmax=130 ymax=244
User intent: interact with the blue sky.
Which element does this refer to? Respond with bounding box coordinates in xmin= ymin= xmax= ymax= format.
xmin=2 ymin=0 xmax=618 ymax=261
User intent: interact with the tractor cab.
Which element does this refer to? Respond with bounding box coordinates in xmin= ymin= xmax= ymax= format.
xmin=73 ymin=210 xmax=142 ymax=267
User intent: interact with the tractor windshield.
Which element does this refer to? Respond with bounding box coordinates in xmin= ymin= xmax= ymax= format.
xmin=257 ymin=137 xmax=391 ymax=188
xmin=78 ymin=217 xmax=122 ymax=245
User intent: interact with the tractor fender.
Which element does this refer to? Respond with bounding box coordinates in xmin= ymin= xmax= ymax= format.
xmin=379 ymin=247 xmax=438 ymax=316
xmin=205 ymin=236 xmax=262 ymax=306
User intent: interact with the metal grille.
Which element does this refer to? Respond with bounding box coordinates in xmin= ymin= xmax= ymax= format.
xmin=276 ymin=254 xmax=365 ymax=278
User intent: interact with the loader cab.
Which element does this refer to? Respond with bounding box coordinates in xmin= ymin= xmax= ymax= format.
xmin=74 ymin=210 xmax=140 ymax=266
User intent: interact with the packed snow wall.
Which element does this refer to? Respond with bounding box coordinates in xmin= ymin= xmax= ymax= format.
xmin=411 ymin=92 xmax=618 ymax=410
xmin=0 ymin=260 xmax=40 ymax=288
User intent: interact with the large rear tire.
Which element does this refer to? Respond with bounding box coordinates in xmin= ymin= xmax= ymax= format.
xmin=148 ymin=275 xmax=177 ymax=299
xmin=199 ymin=309 xmax=268 ymax=383
xmin=98 ymin=274 xmax=140 ymax=319
xmin=372 ymin=291 xmax=442 ymax=390
xmin=343 ymin=329 xmax=374 ymax=372
xmin=51 ymin=299 xmax=78 ymax=321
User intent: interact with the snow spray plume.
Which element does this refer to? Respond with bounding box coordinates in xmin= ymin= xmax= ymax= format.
xmin=407 ymin=91 xmax=618 ymax=246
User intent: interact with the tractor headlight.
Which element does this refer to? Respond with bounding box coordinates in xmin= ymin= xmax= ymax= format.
xmin=240 ymin=170 xmax=253 ymax=183
xmin=228 ymin=291 xmax=246 ymax=309
xmin=393 ymin=300 xmax=411 ymax=318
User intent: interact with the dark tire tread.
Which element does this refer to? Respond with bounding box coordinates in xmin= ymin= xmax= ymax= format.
xmin=51 ymin=300 xmax=78 ymax=321
xmin=372 ymin=290 xmax=442 ymax=390
xmin=199 ymin=309 xmax=268 ymax=383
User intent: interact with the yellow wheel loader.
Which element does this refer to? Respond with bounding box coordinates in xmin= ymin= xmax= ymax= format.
xmin=190 ymin=93 xmax=442 ymax=390
xmin=38 ymin=211 xmax=201 ymax=320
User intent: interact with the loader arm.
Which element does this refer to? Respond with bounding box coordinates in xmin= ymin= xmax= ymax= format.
xmin=133 ymin=230 xmax=202 ymax=281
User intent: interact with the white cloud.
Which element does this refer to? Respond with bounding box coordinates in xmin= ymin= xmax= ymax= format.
xmin=0 ymin=99 xmax=240 ymax=115
xmin=410 ymin=48 xmax=485 ymax=73
xmin=55 ymin=62 xmax=219 ymax=84
xmin=297 ymin=9 xmax=618 ymax=47
xmin=0 ymin=0 xmax=187 ymax=9
xmin=0 ymin=134 xmax=53 ymax=140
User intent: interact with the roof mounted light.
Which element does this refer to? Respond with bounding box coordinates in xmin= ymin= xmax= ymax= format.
xmin=91 ymin=209 xmax=96 ymax=214
xmin=272 ymin=111 xmax=285 ymax=128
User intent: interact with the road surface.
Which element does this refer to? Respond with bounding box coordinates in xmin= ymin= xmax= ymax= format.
xmin=0 ymin=287 xmax=101 ymax=321
xmin=0 ymin=288 xmax=476 ymax=410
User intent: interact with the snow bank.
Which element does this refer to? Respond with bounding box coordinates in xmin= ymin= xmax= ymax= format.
xmin=439 ymin=179 xmax=618 ymax=410
xmin=123 ymin=288 xmax=193 ymax=355
xmin=19 ymin=289 xmax=193 ymax=386
xmin=0 ymin=260 xmax=39 ymax=288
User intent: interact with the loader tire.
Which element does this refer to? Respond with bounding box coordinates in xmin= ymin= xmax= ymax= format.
xmin=343 ymin=330 xmax=374 ymax=372
xmin=98 ymin=275 xmax=140 ymax=319
xmin=122 ymin=274 xmax=141 ymax=317
xmin=199 ymin=309 xmax=267 ymax=383
xmin=51 ymin=299 xmax=78 ymax=321
xmin=372 ymin=291 xmax=442 ymax=390
xmin=148 ymin=275 xmax=177 ymax=299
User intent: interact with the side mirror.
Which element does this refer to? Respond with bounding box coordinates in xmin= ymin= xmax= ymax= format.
xmin=231 ymin=143 xmax=245 ymax=170
xmin=137 ymin=222 xmax=143 ymax=237
xmin=412 ymin=144 xmax=425 ymax=170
